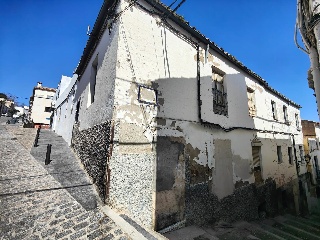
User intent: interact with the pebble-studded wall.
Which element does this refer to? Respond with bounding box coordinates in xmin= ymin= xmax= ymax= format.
xmin=185 ymin=180 xmax=278 ymax=226
xmin=71 ymin=121 xmax=112 ymax=201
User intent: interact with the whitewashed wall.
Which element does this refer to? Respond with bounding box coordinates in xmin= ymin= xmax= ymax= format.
xmin=75 ymin=15 xmax=120 ymax=130
xmin=70 ymin=0 xmax=304 ymax=228
xmin=112 ymin=0 xmax=304 ymax=227
xmin=52 ymin=75 xmax=78 ymax=145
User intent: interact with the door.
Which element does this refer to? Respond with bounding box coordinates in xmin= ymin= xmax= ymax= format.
xmin=314 ymin=156 xmax=320 ymax=179
xmin=252 ymin=146 xmax=263 ymax=184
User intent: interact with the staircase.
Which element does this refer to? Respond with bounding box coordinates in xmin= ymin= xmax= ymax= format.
xmin=165 ymin=205 xmax=320 ymax=240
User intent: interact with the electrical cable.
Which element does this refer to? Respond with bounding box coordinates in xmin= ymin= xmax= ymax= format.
xmin=162 ymin=0 xmax=187 ymax=20
xmin=168 ymin=0 xmax=179 ymax=8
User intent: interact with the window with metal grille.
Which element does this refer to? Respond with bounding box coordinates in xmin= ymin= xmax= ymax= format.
xmin=283 ymin=105 xmax=289 ymax=124
xmin=277 ymin=146 xmax=282 ymax=163
xmin=271 ymin=101 xmax=278 ymax=120
xmin=295 ymin=113 xmax=300 ymax=129
xmin=212 ymin=66 xmax=227 ymax=116
xmin=288 ymin=147 xmax=293 ymax=165
xmin=299 ymin=146 xmax=305 ymax=164
xmin=247 ymin=88 xmax=256 ymax=117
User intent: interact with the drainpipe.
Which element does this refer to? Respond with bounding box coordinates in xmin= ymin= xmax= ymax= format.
xmin=292 ymin=134 xmax=303 ymax=215
xmin=196 ymin=45 xmax=202 ymax=122
xmin=292 ymin=134 xmax=300 ymax=177
xmin=309 ymin=47 xmax=320 ymax=119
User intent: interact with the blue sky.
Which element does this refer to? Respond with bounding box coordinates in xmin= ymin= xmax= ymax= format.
xmin=0 ymin=0 xmax=316 ymax=121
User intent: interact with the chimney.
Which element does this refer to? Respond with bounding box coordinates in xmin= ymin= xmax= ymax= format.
xmin=37 ymin=82 xmax=42 ymax=87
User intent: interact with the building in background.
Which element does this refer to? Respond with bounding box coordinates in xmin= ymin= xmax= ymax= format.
xmin=51 ymin=0 xmax=314 ymax=231
xmin=0 ymin=97 xmax=14 ymax=116
xmin=301 ymin=120 xmax=320 ymax=211
xmin=29 ymin=82 xmax=56 ymax=128
xmin=52 ymin=75 xmax=77 ymax=144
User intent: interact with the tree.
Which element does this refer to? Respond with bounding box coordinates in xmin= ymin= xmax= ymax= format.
xmin=7 ymin=103 xmax=18 ymax=117
xmin=0 ymin=93 xmax=7 ymax=99
xmin=0 ymin=99 xmax=5 ymax=115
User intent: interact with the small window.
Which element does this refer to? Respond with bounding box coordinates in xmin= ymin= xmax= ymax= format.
xmin=288 ymin=147 xmax=293 ymax=165
xmin=75 ymin=100 xmax=80 ymax=123
xmin=277 ymin=146 xmax=282 ymax=163
xmin=212 ymin=66 xmax=227 ymax=116
xmin=247 ymin=88 xmax=256 ymax=117
xmin=44 ymin=107 xmax=52 ymax=112
xmin=271 ymin=101 xmax=278 ymax=120
xmin=283 ymin=105 xmax=289 ymax=124
xmin=88 ymin=54 xmax=98 ymax=107
xmin=295 ymin=114 xmax=300 ymax=129
xmin=299 ymin=146 xmax=305 ymax=164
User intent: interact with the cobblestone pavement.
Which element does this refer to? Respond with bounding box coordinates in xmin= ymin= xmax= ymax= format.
xmin=0 ymin=125 xmax=131 ymax=240
xmin=5 ymin=125 xmax=37 ymax=152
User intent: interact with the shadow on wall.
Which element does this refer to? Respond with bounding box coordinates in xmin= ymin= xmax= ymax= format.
xmin=151 ymin=75 xmax=257 ymax=230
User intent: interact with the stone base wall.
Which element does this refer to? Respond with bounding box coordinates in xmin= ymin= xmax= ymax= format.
xmin=71 ymin=121 xmax=112 ymax=201
xmin=185 ymin=180 xmax=278 ymax=226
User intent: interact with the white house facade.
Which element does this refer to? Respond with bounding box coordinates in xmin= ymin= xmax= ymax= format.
xmin=29 ymin=82 xmax=56 ymax=128
xmin=53 ymin=0 xmax=311 ymax=231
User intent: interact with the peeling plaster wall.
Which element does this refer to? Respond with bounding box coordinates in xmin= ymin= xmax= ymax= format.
xmin=107 ymin=120 xmax=156 ymax=229
xmin=112 ymin=0 xmax=305 ymax=228
xmin=66 ymin=0 xmax=305 ymax=229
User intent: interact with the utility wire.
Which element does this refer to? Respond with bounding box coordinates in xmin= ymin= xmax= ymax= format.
xmin=162 ymin=0 xmax=187 ymax=20
xmin=168 ymin=0 xmax=179 ymax=8
xmin=171 ymin=0 xmax=186 ymax=13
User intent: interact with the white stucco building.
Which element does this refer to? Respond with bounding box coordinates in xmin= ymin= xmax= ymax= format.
xmin=54 ymin=0 xmax=310 ymax=231
xmin=302 ymin=120 xmax=320 ymax=182
xmin=0 ymin=98 xmax=14 ymax=116
xmin=29 ymin=82 xmax=56 ymax=128
xmin=52 ymin=75 xmax=77 ymax=145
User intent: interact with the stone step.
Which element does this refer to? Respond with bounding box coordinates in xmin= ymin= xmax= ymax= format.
xmin=284 ymin=214 xmax=320 ymax=229
xmin=244 ymin=223 xmax=286 ymax=240
xmin=270 ymin=217 xmax=320 ymax=240
xmin=309 ymin=214 xmax=320 ymax=223
xmin=259 ymin=222 xmax=302 ymax=240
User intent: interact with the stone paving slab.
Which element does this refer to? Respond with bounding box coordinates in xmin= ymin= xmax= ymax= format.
xmin=5 ymin=125 xmax=37 ymax=152
xmin=30 ymin=129 xmax=99 ymax=211
xmin=0 ymin=125 xmax=131 ymax=240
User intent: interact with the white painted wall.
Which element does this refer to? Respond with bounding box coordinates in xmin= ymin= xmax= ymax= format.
xmin=75 ymin=16 xmax=119 ymax=130
xmin=52 ymin=75 xmax=78 ymax=145
xmin=116 ymin=0 xmax=303 ymax=190
xmin=67 ymin=0 xmax=304 ymax=228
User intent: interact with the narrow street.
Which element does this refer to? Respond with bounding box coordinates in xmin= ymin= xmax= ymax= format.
xmin=0 ymin=122 xmax=130 ymax=240
xmin=1 ymin=120 xmax=320 ymax=240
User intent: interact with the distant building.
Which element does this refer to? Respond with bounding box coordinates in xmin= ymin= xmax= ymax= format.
xmin=0 ymin=97 xmax=14 ymax=116
xmin=301 ymin=120 xmax=320 ymax=190
xmin=29 ymin=82 xmax=56 ymax=128
xmin=52 ymin=75 xmax=77 ymax=144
